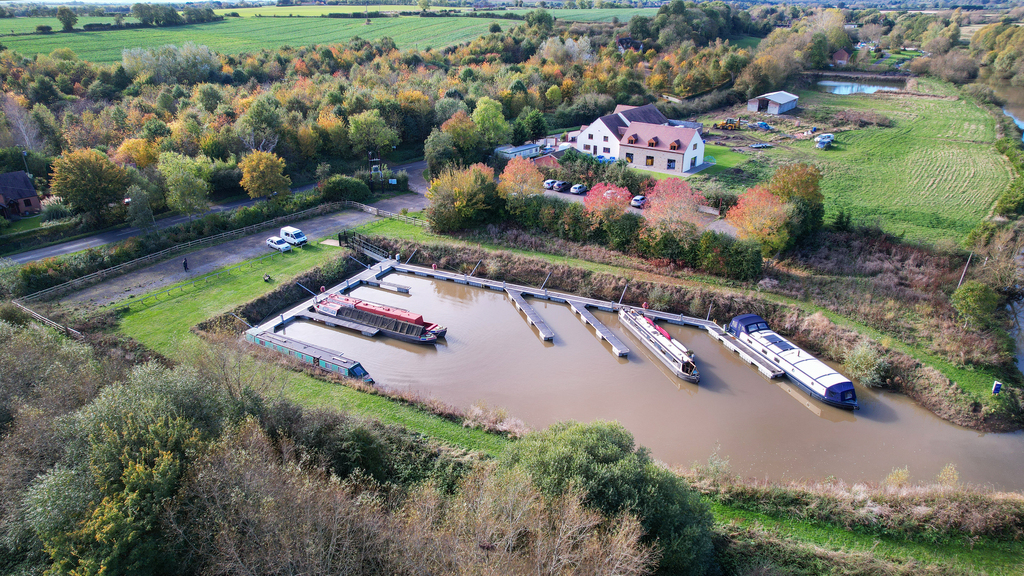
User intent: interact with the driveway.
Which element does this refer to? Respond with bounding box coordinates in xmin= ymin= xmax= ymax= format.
xmin=63 ymin=193 xmax=427 ymax=308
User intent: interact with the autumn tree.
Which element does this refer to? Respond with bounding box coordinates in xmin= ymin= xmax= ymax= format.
xmin=426 ymin=163 xmax=497 ymax=232
xmin=497 ymin=157 xmax=545 ymax=216
xmin=424 ymin=129 xmax=458 ymax=177
xmin=50 ymin=149 xmax=129 ymax=226
xmin=727 ymin=185 xmax=791 ymax=256
xmin=240 ymin=151 xmax=291 ymax=201
xmin=644 ymin=178 xmax=707 ymax=234
xmin=766 ymin=162 xmax=824 ymax=243
xmin=57 ymin=6 xmax=78 ymax=31
xmin=115 ymin=138 xmax=159 ymax=168
xmin=158 ymin=152 xmax=211 ymax=220
xmin=440 ymin=110 xmax=481 ymax=160
xmin=348 ymin=109 xmax=399 ymax=158
xmin=584 ymin=183 xmax=632 ymax=229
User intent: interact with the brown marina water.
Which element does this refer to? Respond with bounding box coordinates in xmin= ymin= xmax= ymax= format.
xmin=279 ymin=274 xmax=1024 ymax=490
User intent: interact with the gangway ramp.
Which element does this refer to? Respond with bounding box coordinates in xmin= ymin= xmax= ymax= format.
xmin=507 ymin=290 xmax=555 ymax=341
xmin=567 ymin=300 xmax=629 ymax=357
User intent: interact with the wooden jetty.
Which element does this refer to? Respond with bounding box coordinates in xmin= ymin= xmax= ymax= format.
xmin=568 ymin=300 xmax=629 ymax=357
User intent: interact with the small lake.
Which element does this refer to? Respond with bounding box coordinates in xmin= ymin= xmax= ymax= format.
xmin=817 ymin=79 xmax=905 ymax=94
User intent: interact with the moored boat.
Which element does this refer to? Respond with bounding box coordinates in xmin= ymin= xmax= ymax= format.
xmin=728 ymin=314 xmax=859 ymax=410
xmin=618 ymin=308 xmax=700 ymax=383
xmin=311 ymin=293 xmax=445 ymax=344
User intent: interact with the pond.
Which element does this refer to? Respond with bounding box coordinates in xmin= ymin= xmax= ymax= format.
xmin=817 ymin=79 xmax=905 ymax=94
xmin=277 ymin=274 xmax=1024 ymax=490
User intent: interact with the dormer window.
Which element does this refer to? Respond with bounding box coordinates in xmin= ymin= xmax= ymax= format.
xmin=627 ymin=135 xmax=637 ymax=144
xmin=669 ymin=140 xmax=679 ymax=151
xmin=647 ymin=137 xmax=657 ymax=148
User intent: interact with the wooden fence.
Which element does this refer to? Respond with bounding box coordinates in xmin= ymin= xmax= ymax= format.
xmin=11 ymin=301 xmax=83 ymax=340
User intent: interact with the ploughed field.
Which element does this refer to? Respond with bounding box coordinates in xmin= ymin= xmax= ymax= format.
xmin=0 ymin=16 xmax=497 ymax=63
xmin=778 ymin=78 xmax=1010 ymax=243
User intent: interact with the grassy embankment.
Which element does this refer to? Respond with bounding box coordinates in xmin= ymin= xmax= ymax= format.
xmin=111 ymin=239 xmax=507 ymax=455
xmin=103 ymin=222 xmax=1024 ymax=574
xmin=1 ymin=16 xmax=496 ymax=63
xmin=697 ymin=77 xmax=1012 ymax=244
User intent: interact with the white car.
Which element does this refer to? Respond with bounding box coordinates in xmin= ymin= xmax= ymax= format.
xmin=814 ymin=133 xmax=835 ymax=143
xmin=570 ymin=184 xmax=588 ymax=195
xmin=630 ymin=195 xmax=647 ymax=209
xmin=266 ymin=236 xmax=292 ymax=252
xmin=543 ymin=179 xmax=558 ymax=190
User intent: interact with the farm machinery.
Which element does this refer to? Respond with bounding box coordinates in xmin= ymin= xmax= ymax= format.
xmin=713 ymin=118 xmax=741 ymax=130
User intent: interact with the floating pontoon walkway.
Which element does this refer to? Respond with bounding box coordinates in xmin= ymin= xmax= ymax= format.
xmin=297 ymin=310 xmax=381 ymax=337
xmin=337 ymin=249 xmax=786 ymax=378
xmin=337 ymin=262 xmax=410 ymax=294
xmin=568 ymin=300 xmax=629 ymax=357
xmin=507 ymin=290 xmax=555 ymax=341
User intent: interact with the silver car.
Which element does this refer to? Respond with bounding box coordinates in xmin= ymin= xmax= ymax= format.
xmin=266 ymin=236 xmax=292 ymax=252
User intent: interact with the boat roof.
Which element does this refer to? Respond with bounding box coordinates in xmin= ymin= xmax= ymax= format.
xmin=732 ymin=314 xmax=768 ymax=327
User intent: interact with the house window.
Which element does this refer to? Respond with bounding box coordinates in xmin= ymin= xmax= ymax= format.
xmin=647 ymin=141 xmax=656 ymax=148
xmin=588 ymin=134 xmax=593 ymax=140
xmin=667 ymin=159 xmax=676 ymax=170
xmin=23 ymin=199 xmax=32 ymax=207
xmin=669 ymin=142 xmax=678 ymax=151
xmin=603 ymin=135 xmax=608 ymax=142
xmin=645 ymin=156 xmax=654 ymax=166
xmin=584 ymin=144 xmax=591 ymax=151
xmin=603 ymin=147 xmax=610 ymax=153
xmin=693 ymin=142 xmax=698 ymax=150
xmin=627 ymin=136 xmax=637 ymax=144
xmin=625 ymin=153 xmax=634 ymax=162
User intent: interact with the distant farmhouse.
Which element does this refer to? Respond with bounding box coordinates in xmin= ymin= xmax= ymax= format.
xmin=832 ymin=49 xmax=850 ymax=66
xmin=574 ymin=104 xmax=705 ymax=173
xmin=0 ymin=171 xmax=40 ymax=219
xmin=747 ymin=91 xmax=799 ymax=115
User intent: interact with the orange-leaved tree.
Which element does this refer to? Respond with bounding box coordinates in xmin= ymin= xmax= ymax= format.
xmin=727 ymin=185 xmax=791 ymax=256
xmin=583 ymin=183 xmax=632 ymax=229
xmin=426 ymin=163 xmax=497 ymax=233
xmin=240 ymin=151 xmax=291 ymax=201
xmin=497 ymin=157 xmax=545 ymax=200
xmin=644 ymin=178 xmax=707 ymax=234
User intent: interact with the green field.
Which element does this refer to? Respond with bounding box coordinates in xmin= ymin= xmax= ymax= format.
xmin=0 ymin=16 xmax=142 ymax=35
xmin=214 ymin=5 xmax=465 ymax=17
xmin=701 ymin=78 xmax=1011 ymax=243
xmin=1 ymin=15 xmax=495 ymax=63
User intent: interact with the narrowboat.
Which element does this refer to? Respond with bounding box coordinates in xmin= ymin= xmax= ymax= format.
xmin=245 ymin=329 xmax=373 ymax=383
xmin=312 ymin=293 xmax=446 ymax=344
xmin=619 ymin=308 xmax=700 ymax=383
xmin=728 ymin=314 xmax=858 ymax=410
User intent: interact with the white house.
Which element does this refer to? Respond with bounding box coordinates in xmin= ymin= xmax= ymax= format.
xmin=573 ymin=104 xmax=705 ymax=172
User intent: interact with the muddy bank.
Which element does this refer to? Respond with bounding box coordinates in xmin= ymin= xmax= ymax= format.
xmin=369 ymin=238 xmax=1024 ymax=433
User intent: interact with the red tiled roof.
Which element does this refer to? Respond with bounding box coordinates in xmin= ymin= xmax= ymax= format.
xmin=617 ymin=123 xmax=698 ymax=152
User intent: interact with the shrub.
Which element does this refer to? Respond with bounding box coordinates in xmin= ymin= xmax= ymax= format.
xmin=843 ymin=340 xmax=888 ymax=387
xmin=320 ymin=174 xmax=371 ymax=202
xmin=40 ymin=198 xmax=73 ymax=223
xmin=500 ymin=421 xmax=716 ymax=576
xmin=35 ymin=25 xmax=52 ymax=33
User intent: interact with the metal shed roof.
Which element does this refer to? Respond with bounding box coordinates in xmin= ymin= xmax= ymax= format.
xmin=755 ymin=91 xmax=799 ymax=105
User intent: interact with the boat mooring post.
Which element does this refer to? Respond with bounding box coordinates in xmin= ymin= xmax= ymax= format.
xmin=348 ymin=256 xmax=370 ymax=270
xmin=469 ymin=260 xmax=483 ymax=277
xmin=296 ymin=282 xmax=320 ymax=304
xmin=618 ymin=282 xmax=629 ymax=305
xmin=540 ymin=271 xmax=552 ymax=290
xmin=706 ymin=303 xmax=713 ymax=321
xmin=405 ymin=249 xmax=417 ymax=264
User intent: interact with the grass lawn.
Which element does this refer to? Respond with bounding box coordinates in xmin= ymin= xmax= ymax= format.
xmin=214 ymin=5 xmax=465 ymax=17
xmin=1 ymin=215 xmax=42 ymax=235
xmin=726 ymin=35 xmax=761 ymax=51
xmin=114 ymin=239 xmax=507 ymax=455
xmin=700 ymin=77 xmax=1011 ymax=244
xmin=637 ymin=144 xmax=750 ymax=180
xmin=507 ymin=7 xmax=660 ymax=21
xmin=2 ymin=15 xmax=495 ymax=63
xmin=709 ymin=501 xmax=1024 ymax=575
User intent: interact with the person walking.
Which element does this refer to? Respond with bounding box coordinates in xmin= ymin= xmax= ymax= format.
xmin=182 ymin=258 xmax=189 ymax=273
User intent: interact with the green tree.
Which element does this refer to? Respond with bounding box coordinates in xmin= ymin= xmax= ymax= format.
xmin=514 ymin=107 xmax=548 ymax=142
xmin=348 ymin=109 xmax=399 ymax=158
xmin=472 ymin=96 xmax=512 ymax=148
xmin=239 ymin=151 xmax=291 ymax=201
xmin=424 ymin=128 xmax=458 ymax=177
xmin=126 ymin=184 xmax=155 ymax=230
xmin=501 ymin=421 xmax=716 ymax=575
xmin=56 ymin=6 xmax=77 ymax=31
xmin=545 ymin=84 xmax=563 ymax=108
xmin=426 ymin=164 xmax=497 ymax=232
xmin=418 ymin=0 xmax=430 ymax=11
xmin=951 ymin=280 xmax=1001 ymax=329
xmin=195 ymin=84 xmax=222 ymax=113
xmin=50 ymin=149 xmax=128 ymax=226
xmin=158 ymin=152 xmax=210 ymax=220
xmin=525 ymin=8 xmax=553 ymax=29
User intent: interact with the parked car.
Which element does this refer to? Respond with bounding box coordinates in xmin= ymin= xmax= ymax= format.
xmin=749 ymin=142 xmax=773 ymax=149
xmin=543 ymin=179 xmax=558 ymax=190
xmin=266 ymin=236 xmax=292 ymax=252
xmin=553 ymin=181 xmax=570 ymax=192
xmin=814 ymin=133 xmax=834 ymax=143
xmin=630 ymin=195 xmax=647 ymax=209
xmin=280 ymin=226 xmax=307 ymax=247
xmin=570 ymin=184 xmax=588 ymax=195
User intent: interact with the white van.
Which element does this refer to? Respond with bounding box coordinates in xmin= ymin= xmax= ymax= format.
xmin=280 ymin=226 xmax=307 ymax=247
